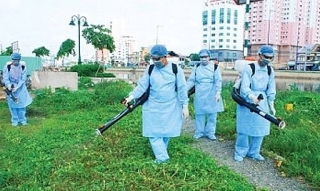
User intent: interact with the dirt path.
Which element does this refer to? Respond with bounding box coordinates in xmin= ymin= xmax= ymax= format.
xmin=182 ymin=119 xmax=314 ymax=191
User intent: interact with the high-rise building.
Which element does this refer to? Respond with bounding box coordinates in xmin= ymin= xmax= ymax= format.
xmin=202 ymin=0 xmax=320 ymax=64
xmin=248 ymin=0 xmax=320 ymax=63
xmin=96 ymin=20 xmax=137 ymax=66
xmin=202 ymin=0 xmax=245 ymax=61
xmin=112 ymin=35 xmax=136 ymax=65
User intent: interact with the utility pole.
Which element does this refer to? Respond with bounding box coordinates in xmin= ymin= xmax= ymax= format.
xmin=127 ymin=42 xmax=130 ymax=65
xmin=208 ymin=26 xmax=211 ymax=50
xmin=243 ymin=0 xmax=250 ymax=57
xmin=267 ymin=9 xmax=276 ymax=45
xmin=295 ymin=18 xmax=301 ymax=70
xmin=156 ymin=25 xmax=162 ymax=44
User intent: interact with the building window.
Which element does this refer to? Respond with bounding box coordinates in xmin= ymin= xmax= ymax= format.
xmin=227 ymin=8 xmax=231 ymax=24
xmin=211 ymin=10 xmax=216 ymax=25
xmin=220 ymin=8 xmax=224 ymax=24
xmin=202 ymin=11 xmax=208 ymax=25
xmin=234 ymin=10 xmax=238 ymax=25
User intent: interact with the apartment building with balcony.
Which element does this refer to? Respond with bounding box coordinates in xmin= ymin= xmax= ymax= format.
xmin=202 ymin=0 xmax=320 ymax=64
xmin=248 ymin=0 xmax=320 ymax=64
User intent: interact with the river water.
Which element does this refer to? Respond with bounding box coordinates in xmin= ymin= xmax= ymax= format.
xmin=107 ymin=68 xmax=320 ymax=94
xmin=223 ymin=78 xmax=320 ymax=94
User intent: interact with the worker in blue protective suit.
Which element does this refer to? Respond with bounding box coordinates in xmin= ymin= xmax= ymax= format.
xmin=2 ymin=53 xmax=33 ymax=126
xmin=186 ymin=49 xmax=224 ymax=140
xmin=122 ymin=44 xmax=189 ymax=164
xmin=234 ymin=45 xmax=276 ymax=162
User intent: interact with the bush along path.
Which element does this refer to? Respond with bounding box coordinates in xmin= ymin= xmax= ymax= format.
xmin=182 ymin=118 xmax=314 ymax=191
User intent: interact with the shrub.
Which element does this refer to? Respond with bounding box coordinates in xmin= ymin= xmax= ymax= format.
xmin=68 ymin=64 xmax=103 ymax=77
xmin=78 ymin=77 xmax=94 ymax=90
xmin=93 ymin=80 xmax=133 ymax=105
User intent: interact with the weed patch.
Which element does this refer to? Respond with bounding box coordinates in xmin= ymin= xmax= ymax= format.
xmin=0 ymin=81 xmax=319 ymax=190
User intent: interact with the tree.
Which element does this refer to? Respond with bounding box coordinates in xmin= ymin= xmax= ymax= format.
xmin=56 ymin=39 xmax=76 ymax=59
xmin=56 ymin=39 xmax=76 ymax=66
xmin=82 ymin=24 xmax=116 ymax=76
xmin=144 ymin=54 xmax=150 ymax=63
xmin=189 ymin=53 xmax=200 ymax=61
xmin=0 ymin=46 xmax=13 ymax=56
xmin=32 ymin=46 xmax=50 ymax=57
xmin=82 ymin=24 xmax=116 ymax=62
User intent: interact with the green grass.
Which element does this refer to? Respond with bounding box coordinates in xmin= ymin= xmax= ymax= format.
xmin=0 ymin=80 xmax=256 ymax=191
xmin=0 ymin=80 xmax=319 ymax=190
xmin=219 ymin=83 xmax=320 ymax=190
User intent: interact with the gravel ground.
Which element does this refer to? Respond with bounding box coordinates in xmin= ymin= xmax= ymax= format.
xmin=182 ymin=119 xmax=314 ymax=191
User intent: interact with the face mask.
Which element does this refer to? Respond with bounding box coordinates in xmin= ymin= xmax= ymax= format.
xmin=200 ymin=58 xmax=208 ymax=65
xmin=13 ymin=61 xmax=20 ymax=66
xmin=260 ymin=58 xmax=272 ymax=66
xmin=154 ymin=61 xmax=164 ymax=68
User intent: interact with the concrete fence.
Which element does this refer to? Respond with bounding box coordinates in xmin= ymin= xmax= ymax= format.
xmin=105 ymin=67 xmax=320 ymax=82
xmin=31 ymin=71 xmax=78 ymax=92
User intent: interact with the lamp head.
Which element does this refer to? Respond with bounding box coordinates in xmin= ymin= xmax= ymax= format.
xmin=69 ymin=20 xmax=75 ymax=26
xmin=83 ymin=21 xmax=89 ymax=27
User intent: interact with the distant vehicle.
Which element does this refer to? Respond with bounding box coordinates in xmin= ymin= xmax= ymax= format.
xmin=311 ymin=64 xmax=320 ymax=71
xmin=83 ymin=59 xmax=94 ymax=64
xmin=127 ymin=62 xmax=136 ymax=68
xmin=287 ymin=60 xmax=295 ymax=70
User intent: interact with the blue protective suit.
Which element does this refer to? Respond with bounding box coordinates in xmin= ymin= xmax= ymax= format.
xmin=186 ymin=62 xmax=224 ymax=139
xmin=234 ymin=62 xmax=276 ymax=160
xmin=3 ymin=62 xmax=33 ymax=126
xmin=129 ymin=62 xmax=188 ymax=162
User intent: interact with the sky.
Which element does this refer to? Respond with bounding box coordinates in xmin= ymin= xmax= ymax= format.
xmin=0 ymin=0 xmax=204 ymax=58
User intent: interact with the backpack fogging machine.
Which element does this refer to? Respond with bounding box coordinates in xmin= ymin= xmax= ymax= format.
xmin=1 ymin=84 xmax=18 ymax=103
xmin=231 ymin=87 xmax=286 ymax=129
xmin=96 ymin=84 xmax=196 ymax=136
xmin=95 ymin=91 xmax=149 ymax=136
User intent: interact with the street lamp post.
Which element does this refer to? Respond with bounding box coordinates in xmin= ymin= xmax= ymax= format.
xmin=69 ymin=14 xmax=89 ymax=65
